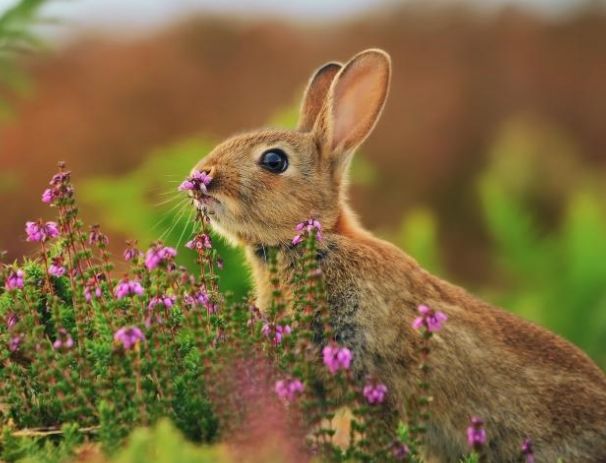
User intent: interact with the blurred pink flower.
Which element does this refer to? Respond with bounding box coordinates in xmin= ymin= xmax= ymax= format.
xmin=322 ymin=344 xmax=352 ymax=374
xmin=275 ymin=378 xmax=304 ymax=402
xmin=25 ymin=220 xmax=59 ymax=242
xmin=412 ymin=304 xmax=447 ymax=333
xmin=114 ymin=326 xmax=145 ymax=350
xmin=363 ymin=382 xmax=388 ymax=405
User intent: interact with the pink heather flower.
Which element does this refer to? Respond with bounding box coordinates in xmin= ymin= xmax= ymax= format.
xmin=6 ymin=312 xmax=18 ymax=329
xmin=84 ymin=281 xmax=102 ymax=302
xmin=41 ymin=188 xmax=55 ymax=204
xmin=9 ymin=334 xmax=23 ymax=352
xmin=412 ymin=304 xmax=448 ymax=333
xmin=52 ymin=328 xmax=74 ymax=351
xmin=363 ymin=382 xmax=388 ymax=405
xmin=262 ymin=323 xmax=292 ymax=345
xmin=5 ymin=269 xmax=24 ymax=291
xmin=25 ymin=220 xmax=60 ymax=242
xmin=521 ymin=438 xmax=534 ymax=463
xmin=123 ymin=242 xmax=140 ymax=262
xmin=145 ymin=296 xmax=175 ymax=327
xmin=292 ymin=218 xmax=323 ymax=246
xmin=322 ymin=344 xmax=352 ymax=374
xmin=467 ymin=417 xmax=487 ymax=450
xmin=178 ymin=170 xmax=212 ymax=193
xmin=183 ymin=289 xmax=210 ymax=308
xmin=88 ymin=225 xmax=109 ymax=246
xmin=145 ymin=244 xmax=177 ymax=270
xmin=391 ymin=442 xmax=410 ymax=461
xmin=48 ymin=263 xmax=66 ymax=277
xmin=148 ymin=295 xmax=176 ymax=310
xmin=185 ymin=233 xmax=212 ymax=250
xmin=114 ymin=326 xmax=145 ymax=350
xmin=274 ymin=378 xmax=304 ymax=402
xmin=114 ymin=279 xmax=144 ymax=299
xmin=49 ymin=171 xmax=70 ymax=186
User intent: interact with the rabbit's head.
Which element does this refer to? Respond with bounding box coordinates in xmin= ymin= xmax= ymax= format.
xmin=192 ymin=49 xmax=391 ymax=246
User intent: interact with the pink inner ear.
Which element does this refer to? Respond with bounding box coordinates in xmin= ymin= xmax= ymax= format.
xmin=332 ymin=59 xmax=388 ymax=152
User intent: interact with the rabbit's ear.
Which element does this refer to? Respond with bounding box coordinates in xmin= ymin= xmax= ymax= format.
xmin=298 ymin=62 xmax=342 ymax=132
xmin=315 ymin=49 xmax=391 ymax=156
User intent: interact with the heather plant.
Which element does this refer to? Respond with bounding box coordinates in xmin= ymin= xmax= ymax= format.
xmin=0 ymin=164 xmax=541 ymax=462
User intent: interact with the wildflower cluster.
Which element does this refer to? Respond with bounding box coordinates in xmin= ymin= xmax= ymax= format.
xmin=0 ymin=164 xmax=540 ymax=463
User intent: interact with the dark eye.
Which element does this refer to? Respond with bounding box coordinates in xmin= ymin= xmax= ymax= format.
xmin=260 ymin=149 xmax=288 ymax=174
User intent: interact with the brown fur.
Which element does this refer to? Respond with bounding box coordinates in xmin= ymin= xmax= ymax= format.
xmin=191 ymin=49 xmax=606 ymax=461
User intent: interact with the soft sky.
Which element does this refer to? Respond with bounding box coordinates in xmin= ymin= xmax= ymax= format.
xmin=0 ymin=0 xmax=589 ymax=40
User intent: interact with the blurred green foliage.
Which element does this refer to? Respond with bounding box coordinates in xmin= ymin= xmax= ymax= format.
xmin=0 ymin=0 xmax=48 ymax=119
xmin=111 ymin=420 xmax=231 ymax=463
xmin=400 ymin=117 xmax=606 ymax=368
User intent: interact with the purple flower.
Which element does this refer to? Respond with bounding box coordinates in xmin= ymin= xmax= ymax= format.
xmin=6 ymin=312 xmax=18 ymax=329
xmin=292 ymin=218 xmax=323 ymax=246
xmin=183 ymin=289 xmax=210 ymax=307
xmin=41 ymin=188 xmax=55 ymax=204
xmin=412 ymin=304 xmax=448 ymax=333
xmin=88 ymin=225 xmax=109 ymax=246
xmin=114 ymin=326 xmax=145 ymax=350
xmin=52 ymin=328 xmax=74 ymax=352
xmin=185 ymin=233 xmax=212 ymax=250
xmin=84 ymin=280 xmax=102 ymax=302
xmin=274 ymin=378 xmax=304 ymax=402
xmin=25 ymin=220 xmax=60 ymax=242
xmin=391 ymin=442 xmax=410 ymax=461
xmin=148 ymin=295 xmax=176 ymax=310
xmin=9 ymin=334 xmax=23 ymax=352
xmin=5 ymin=269 xmax=24 ymax=291
xmin=178 ymin=170 xmax=212 ymax=193
xmin=322 ymin=344 xmax=352 ymax=374
xmin=114 ymin=279 xmax=144 ymax=299
xmin=144 ymin=244 xmax=177 ymax=270
xmin=48 ymin=264 xmax=66 ymax=277
xmin=467 ymin=416 xmax=487 ymax=450
xmin=48 ymin=257 xmax=66 ymax=277
xmin=49 ymin=171 xmax=70 ymax=186
xmin=123 ymin=241 xmax=141 ymax=262
xmin=145 ymin=296 xmax=175 ymax=327
xmin=262 ymin=323 xmax=292 ymax=345
xmin=363 ymin=382 xmax=388 ymax=405
xmin=521 ymin=438 xmax=534 ymax=463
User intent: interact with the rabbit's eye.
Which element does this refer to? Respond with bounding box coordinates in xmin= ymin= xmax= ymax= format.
xmin=260 ymin=149 xmax=288 ymax=174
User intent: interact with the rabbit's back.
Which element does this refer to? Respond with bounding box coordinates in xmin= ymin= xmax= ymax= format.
xmin=304 ymin=231 xmax=606 ymax=461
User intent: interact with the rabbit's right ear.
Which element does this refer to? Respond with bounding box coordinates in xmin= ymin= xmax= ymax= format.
xmin=298 ymin=62 xmax=342 ymax=132
xmin=314 ymin=49 xmax=391 ymax=162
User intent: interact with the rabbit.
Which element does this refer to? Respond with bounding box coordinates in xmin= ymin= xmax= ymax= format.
xmin=189 ymin=49 xmax=606 ymax=461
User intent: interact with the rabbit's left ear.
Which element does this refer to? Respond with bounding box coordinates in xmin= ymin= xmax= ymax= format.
xmin=298 ymin=62 xmax=342 ymax=132
xmin=315 ymin=49 xmax=391 ymax=156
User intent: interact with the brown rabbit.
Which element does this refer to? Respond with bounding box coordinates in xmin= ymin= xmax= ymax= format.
xmin=190 ymin=49 xmax=606 ymax=461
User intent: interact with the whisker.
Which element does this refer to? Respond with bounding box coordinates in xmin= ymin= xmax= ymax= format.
xmin=176 ymin=207 xmax=195 ymax=249
xmin=151 ymin=200 xmax=186 ymax=232
xmin=159 ymin=203 xmax=188 ymax=241
xmin=153 ymin=195 xmax=183 ymax=208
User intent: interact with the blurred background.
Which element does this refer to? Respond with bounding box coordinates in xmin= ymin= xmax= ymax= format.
xmin=1 ymin=0 xmax=605 ymax=366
